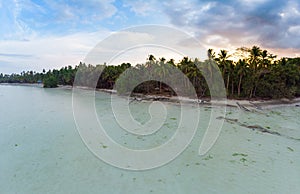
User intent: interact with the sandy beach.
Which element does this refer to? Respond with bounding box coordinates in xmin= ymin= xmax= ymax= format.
xmin=45 ymin=84 xmax=300 ymax=109
xmin=3 ymin=83 xmax=300 ymax=110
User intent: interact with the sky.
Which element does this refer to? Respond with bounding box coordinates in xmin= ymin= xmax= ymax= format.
xmin=0 ymin=0 xmax=300 ymax=74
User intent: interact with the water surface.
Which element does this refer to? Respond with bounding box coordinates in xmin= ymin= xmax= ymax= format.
xmin=0 ymin=84 xmax=299 ymax=193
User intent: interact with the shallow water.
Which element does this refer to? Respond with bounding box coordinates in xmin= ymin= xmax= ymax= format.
xmin=0 ymin=84 xmax=299 ymax=193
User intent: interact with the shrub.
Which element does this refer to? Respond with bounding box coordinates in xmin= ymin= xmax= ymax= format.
xmin=43 ymin=76 xmax=58 ymax=88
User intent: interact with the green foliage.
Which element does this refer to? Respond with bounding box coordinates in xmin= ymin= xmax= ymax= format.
xmin=43 ymin=76 xmax=58 ymax=88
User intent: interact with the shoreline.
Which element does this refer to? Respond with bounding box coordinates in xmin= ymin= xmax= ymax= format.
xmin=68 ymin=85 xmax=300 ymax=110
xmin=2 ymin=83 xmax=300 ymax=109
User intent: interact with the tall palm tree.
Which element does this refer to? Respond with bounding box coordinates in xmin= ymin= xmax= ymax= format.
xmin=167 ymin=58 xmax=176 ymax=67
xmin=217 ymin=50 xmax=231 ymax=95
xmin=261 ymin=50 xmax=268 ymax=68
xmin=145 ymin=54 xmax=157 ymax=93
xmin=236 ymin=59 xmax=248 ymax=97
xmin=207 ymin=48 xmax=216 ymax=59
xmin=247 ymin=46 xmax=262 ymax=98
xmin=178 ymin=57 xmax=192 ymax=89
xmin=155 ymin=57 xmax=168 ymax=92
xmin=249 ymin=46 xmax=262 ymax=71
xmin=206 ymin=48 xmax=217 ymax=88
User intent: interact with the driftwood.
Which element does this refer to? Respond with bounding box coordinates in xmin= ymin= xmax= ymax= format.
xmin=196 ymin=99 xmax=210 ymax=104
xmin=236 ymin=102 xmax=265 ymax=114
xmin=236 ymin=102 xmax=251 ymax=112
xmin=249 ymin=101 xmax=263 ymax=110
xmin=129 ymin=97 xmax=143 ymax=104
xmin=129 ymin=96 xmax=170 ymax=104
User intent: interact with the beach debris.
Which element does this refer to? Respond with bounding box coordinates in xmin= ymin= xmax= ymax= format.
xmin=129 ymin=97 xmax=143 ymax=104
xmin=236 ymin=102 xmax=267 ymax=114
xmin=249 ymin=101 xmax=263 ymax=110
xmin=197 ymin=99 xmax=204 ymax=104
xmin=151 ymin=96 xmax=169 ymax=101
xmin=129 ymin=96 xmax=171 ymax=104
xmin=236 ymin=102 xmax=251 ymax=112
xmin=196 ymin=99 xmax=209 ymax=104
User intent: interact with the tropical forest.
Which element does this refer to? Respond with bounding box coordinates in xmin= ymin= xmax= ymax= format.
xmin=1 ymin=46 xmax=300 ymax=99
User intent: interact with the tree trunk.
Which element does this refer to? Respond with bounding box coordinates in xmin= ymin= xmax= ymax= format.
xmin=159 ymin=82 xmax=162 ymax=93
xmin=238 ymin=75 xmax=242 ymax=97
xmin=231 ymin=79 xmax=234 ymax=96
xmin=253 ymin=84 xmax=257 ymax=97
xmin=226 ymin=74 xmax=230 ymax=96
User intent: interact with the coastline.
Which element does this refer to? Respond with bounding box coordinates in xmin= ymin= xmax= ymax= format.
xmin=2 ymin=83 xmax=300 ymax=109
xmin=68 ymin=85 xmax=300 ymax=110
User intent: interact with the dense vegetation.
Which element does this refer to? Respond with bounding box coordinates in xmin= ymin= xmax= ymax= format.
xmin=1 ymin=46 xmax=300 ymax=99
xmin=43 ymin=76 xmax=58 ymax=88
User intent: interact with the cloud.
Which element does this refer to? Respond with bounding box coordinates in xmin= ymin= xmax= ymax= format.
xmin=162 ymin=0 xmax=300 ymax=50
xmin=288 ymin=25 xmax=300 ymax=36
xmin=0 ymin=0 xmax=120 ymax=73
xmin=84 ymin=26 xmax=208 ymax=66
xmin=41 ymin=0 xmax=117 ymax=22
xmin=0 ymin=30 xmax=111 ymax=73
xmin=0 ymin=53 xmax=33 ymax=58
xmin=0 ymin=0 xmax=32 ymax=40
xmin=0 ymin=0 xmax=117 ymax=40
xmin=1 ymin=0 xmax=300 ymax=74
xmin=0 ymin=26 xmax=206 ymax=74
xmin=0 ymin=60 xmax=22 ymax=74
xmin=123 ymin=0 xmax=158 ymax=16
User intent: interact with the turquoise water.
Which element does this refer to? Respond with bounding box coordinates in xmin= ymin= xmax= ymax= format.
xmin=0 ymin=84 xmax=299 ymax=193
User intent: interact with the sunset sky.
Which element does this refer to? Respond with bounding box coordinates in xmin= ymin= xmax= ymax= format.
xmin=1 ymin=0 xmax=300 ymax=73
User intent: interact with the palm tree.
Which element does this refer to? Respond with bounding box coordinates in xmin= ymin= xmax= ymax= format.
xmin=236 ymin=59 xmax=248 ymax=97
xmin=217 ymin=50 xmax=231 ymax=95
xmin=217 ymin=50 xmax=229 ymax=75
xmin=249 ymin=46 xmax=262 ymax=71
xmin=261 ymin=50 xmax=268 ymax=68
xmin=207 ymin=48 xmax=217 ymax=88
xmin=178 ymin=57 xmax=192 ymax=89
xmin=167 ymin=58 xmax=176 ymax=67
xmin=247 ymin=46 xmax=262 ymax=98
xmin=155 ymin=57 xmax=168 ymax=92
xmin=207 ymin=48 xmax=216 ymax=59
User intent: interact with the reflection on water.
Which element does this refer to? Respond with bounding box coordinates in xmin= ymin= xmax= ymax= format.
xmin=0 ymin=84 xmax=299 ymax=193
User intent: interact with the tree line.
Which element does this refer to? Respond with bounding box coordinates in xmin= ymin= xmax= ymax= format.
xmin=1 ymin=46 xmax=299 ymax=99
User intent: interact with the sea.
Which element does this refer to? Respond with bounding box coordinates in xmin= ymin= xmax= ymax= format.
xmin=0 ymin=84 xmax=299 ymax=194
